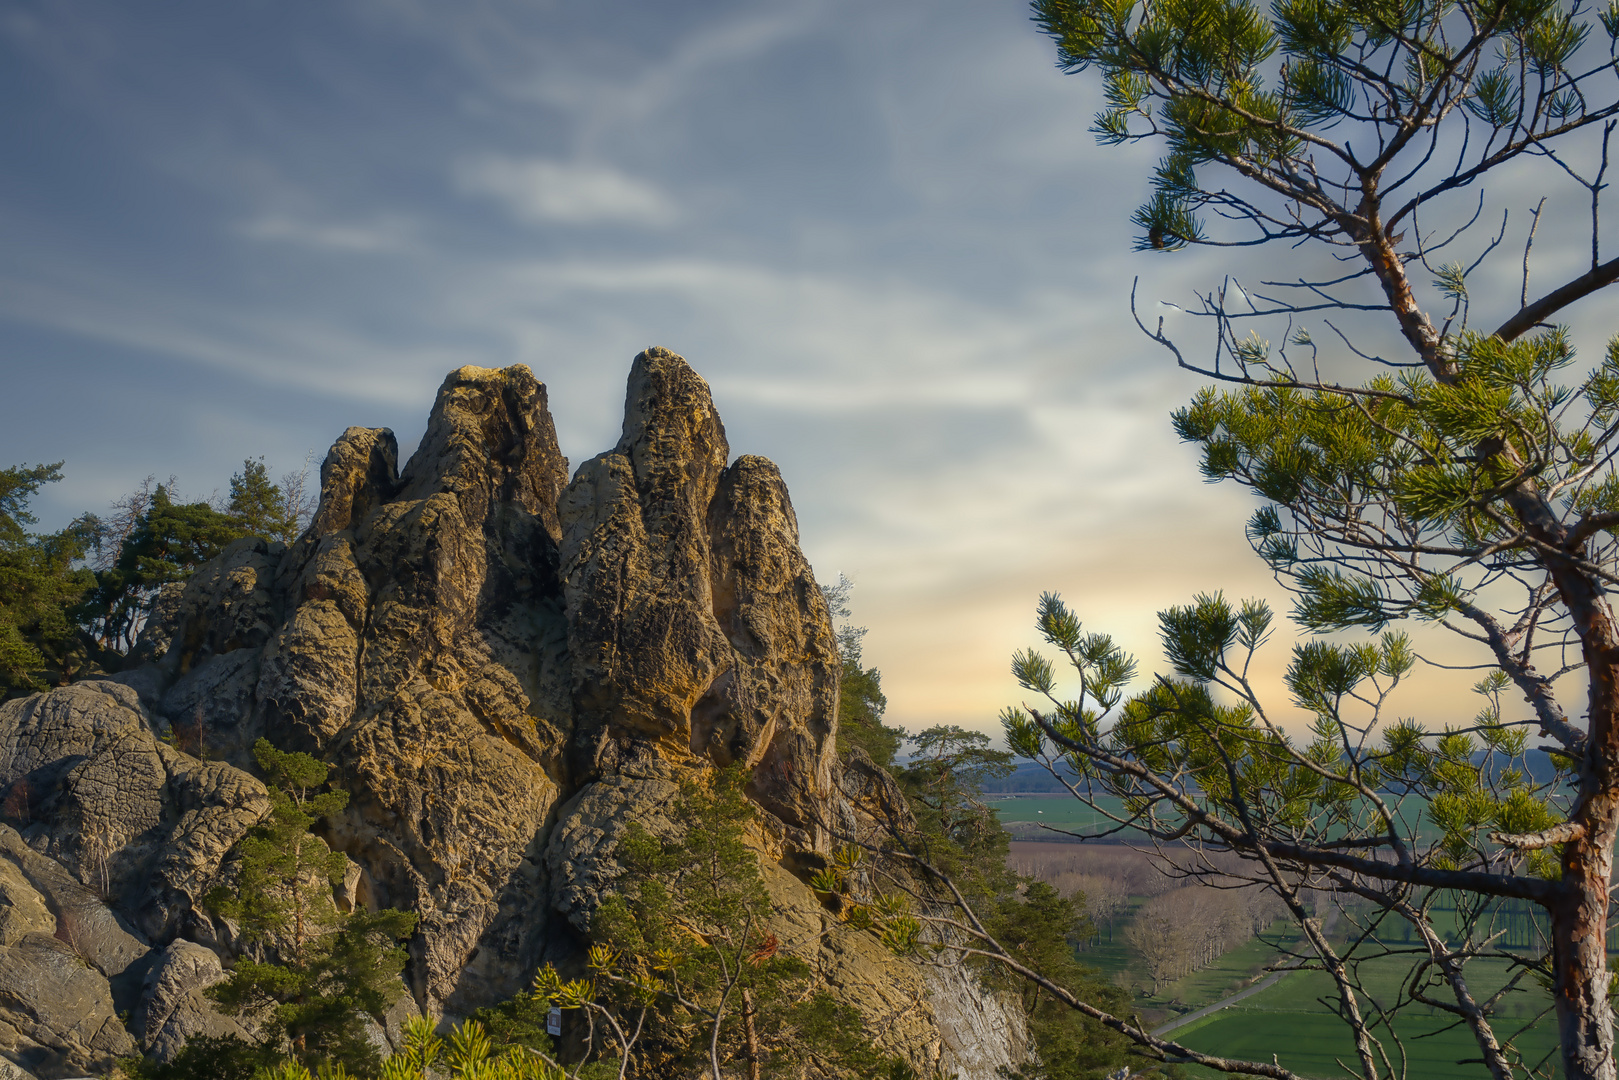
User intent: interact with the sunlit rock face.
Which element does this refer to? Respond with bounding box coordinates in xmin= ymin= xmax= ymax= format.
xmin=0 ymin=349 xmax=1026 ymax=1080
xmin=558 ymin=348 xmax=839 ymax=841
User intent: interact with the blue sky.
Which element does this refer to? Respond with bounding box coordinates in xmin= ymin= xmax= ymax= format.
xmin=1 ymin=0 xmax=1600 ymax=733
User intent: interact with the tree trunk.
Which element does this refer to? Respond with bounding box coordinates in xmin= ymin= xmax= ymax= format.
xmin=1553 ymin=819 xmax=1617 ymax=1080
xmin=1556 ymin=635 xmax=1619 ymax=1080
xmin=742 ymin=988 xmax=761 ymax=1080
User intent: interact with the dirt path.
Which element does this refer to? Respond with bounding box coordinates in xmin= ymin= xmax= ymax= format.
xmin=1151 ymin=964 xmax=1297 ymax=1036
xmin=1151 ymin=904 xmax=1339 ymax=1038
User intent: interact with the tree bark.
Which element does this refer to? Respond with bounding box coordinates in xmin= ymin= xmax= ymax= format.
xmin=1555 ymin=638 xmax=1619 ymax=1080
xmin=741 ymin=988 xmax=761 ymax=1080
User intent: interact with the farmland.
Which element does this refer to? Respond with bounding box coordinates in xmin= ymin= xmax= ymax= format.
xmin=1006 ymin=840 xmax=1562 ymax=1078
xmin=1173 ymin=961 xmax=1559 ymax=1080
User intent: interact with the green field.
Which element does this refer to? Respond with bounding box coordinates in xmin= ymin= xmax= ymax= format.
xmin=1173 ymin=961 xmax=1560 ymax=1079
xmin=995 ymin=796 xmax=1565 ymax=1076
xmin=988 ymin=793 xmax=1125 ymax=836
xmin=988 ymin=791 xmax=1446 ymax=844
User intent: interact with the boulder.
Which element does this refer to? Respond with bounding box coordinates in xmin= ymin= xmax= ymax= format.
xmin=0 ymin=860 xmax=52 ymax=947
xmin=0 ymin=681 xmax=269 ymax=943
xmin=0 ymin=932 xmax=137 ymax=1078
xmin=0 ymin=350 xmax=1026 ymax=1079
xmin=136 ymin=939 xmax=250 ymax=1063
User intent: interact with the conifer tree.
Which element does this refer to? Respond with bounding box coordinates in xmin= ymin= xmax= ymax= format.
xmin=78 ymin=485 xmax=245 ymax=652
xmin=978 ymin=0 xmax=1619 ymax=1076
xmin=821 ymin=576 xmax=901 ymax=767
xmin=208 ymin=739 xmax=416 ymax=1075
xmin=0 ymin=463 xmax=96 ymax=697
xmin=533 ymin=766 xmax=908 ymax=1080
xmin=228 ymin=458 xmax=303 ymax=545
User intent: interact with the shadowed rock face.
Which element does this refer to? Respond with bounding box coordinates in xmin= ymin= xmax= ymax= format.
xmin=0 ymin=350 xmax=1025 ymax=1079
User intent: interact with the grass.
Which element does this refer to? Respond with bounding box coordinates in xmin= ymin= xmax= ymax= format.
xmin=1170 ymin=956 xmax=1560 ymax=1079
xmin=988 ymin=790 xmax=1452 ymax=845
xmin=994 ymin=804 xmax=1567 ymax=1074
xmin=988 ymin=793 xmax=1131 ymax=840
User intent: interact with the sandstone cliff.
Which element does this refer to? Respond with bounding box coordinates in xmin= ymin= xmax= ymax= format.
xmin=0 ymin=349 xmax=1027 ymax=1079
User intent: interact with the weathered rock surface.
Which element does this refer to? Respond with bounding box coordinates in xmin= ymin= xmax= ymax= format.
xmin=137 ymin=939 xmax=251 ymax=1063
xmin=0 ymin=350 xmax=1025 ymax=1079
xmin=0 ymin=1057 xmax=40 ymax=1080
xmin=559 ymin=350 xmax=839 ymax=856
xmin=0 ymin=933 xmax=137 ymax=1078
xmin=0 ymin=680 xmax=269 ymax=945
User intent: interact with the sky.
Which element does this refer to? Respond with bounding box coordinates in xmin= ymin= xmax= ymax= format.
xmin=0 ymin=0 xmax=1609 ymax=740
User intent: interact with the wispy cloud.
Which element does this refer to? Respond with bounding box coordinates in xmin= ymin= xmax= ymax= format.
xmin=454 ymin=156 xmax=678 ymax=227
xmin=237 ymin=215 xmax=418 ymax=253
xmin=0 ymin=0 xmax=1566 ymax=744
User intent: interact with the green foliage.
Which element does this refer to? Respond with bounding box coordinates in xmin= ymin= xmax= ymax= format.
xmin=230 ymin=458 xmax=304 ymax=545
xmin=557 ymin=765 xmax=906 ymax=1078
xmin=993 ymin=883 xmax=1143 ymax=1080
xmin=371 ymin=1018 xmax=565 ymax=1080
xmin=1008 ymin=593 xmax=1563 ymax=865
xmin=207 ymin=739 xmax=417 ymax=1075
xmin=76 ymin=458 xmax=307 ymax=654
xmin=1027 ymin=0 xmax=1619 ymax=1071
xmin=0 ymin=463 xmax=96 ymax=697
xmin=1033 ymin=0 xmax=1607 ymax=253
xmin=78 ymin=484 xmax=245 ymax=652
xmin=1005 ymin=591 xmax=1570 ymax=1062
xmin=868 ymin=717 xmax=1146 ymax=1079
xmin=122 ymin=1034 xmax=282 ymax=1080
xmin=1165 ymin=329 xmax=1614 ymax=635
xmin=892 ymin=726 xmax=1016 ymax=893
xmin=822 ymin=575 xmax=903 ymax=767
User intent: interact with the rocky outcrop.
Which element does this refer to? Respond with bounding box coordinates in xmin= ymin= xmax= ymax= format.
xmin=559 ymin=350 xmax=839 ymax=844
xmin=137 ymin=939 xmax=252 ymax=1063
xmin=0 ymin=349 xmax=1025 ymax=1079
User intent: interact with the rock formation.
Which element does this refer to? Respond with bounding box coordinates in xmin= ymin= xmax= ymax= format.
xmin=0 ymin=348 xmax=1027 ymax=1079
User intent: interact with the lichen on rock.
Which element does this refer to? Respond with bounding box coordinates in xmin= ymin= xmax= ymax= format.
xmin=0 ymin=349 xmax=1027 ymax=1080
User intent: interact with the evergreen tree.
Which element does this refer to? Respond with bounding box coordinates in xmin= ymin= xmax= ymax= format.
xmin=893 ymin=725 xmax=1015 ymax=892
xmin=228 ymin=458 xmax=302 ymax=545
xmin=0 ymin=463 xmax=97 ymax=698
xmin=207 ymin=739 xmax=416 ymax=1075
xmin=1009 ymin=0 xmax=1619 ymax=1074
xmin=77 ymin=485 xmax=244 ymax=652
xmin=538 ymin=765 xmax=907 ymax=1079
xmin=992 ymin=883 xmax=1144 ymax=1080
xmin=820 ymin=576 xmax=902 ymax=767
xmin=121 ymin=1034 xmax=282 ymax=1080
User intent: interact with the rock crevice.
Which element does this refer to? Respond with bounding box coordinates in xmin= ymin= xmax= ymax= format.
xmin=0 ymin=349 xmax=1024 ymax=1079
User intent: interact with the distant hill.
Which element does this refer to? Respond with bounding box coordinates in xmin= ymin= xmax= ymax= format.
xmin=981 ymin=761 xmax=1080 ymax=794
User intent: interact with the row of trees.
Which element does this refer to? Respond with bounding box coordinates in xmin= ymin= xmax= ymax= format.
xmin=0 ymin=457 xmax=313 ymax=698
xmin=1123 ymin=886 xmax=1285 ymax=995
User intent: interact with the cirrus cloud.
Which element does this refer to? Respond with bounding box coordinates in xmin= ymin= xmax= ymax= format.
xmin=454 ymin=155 xmax=679 ymax=227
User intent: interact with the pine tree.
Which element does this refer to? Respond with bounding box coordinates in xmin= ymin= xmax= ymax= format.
xmin=208 ymin=739 xmax=416 ymax=1075
xmin=1000 ymin=0 xmax=1619 ymax=1075
xmin=537 ymin=766 xmax=907 ymax=1080
xmin=228 ymin=458 xmax=302 ymax=545
xmin=0 ymin=463 xmax=97 ymax=698
xmin=820 ymin=576 xmax=901 ymax=767
xmin=77 ymin=485 xmax=244 ymax=652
